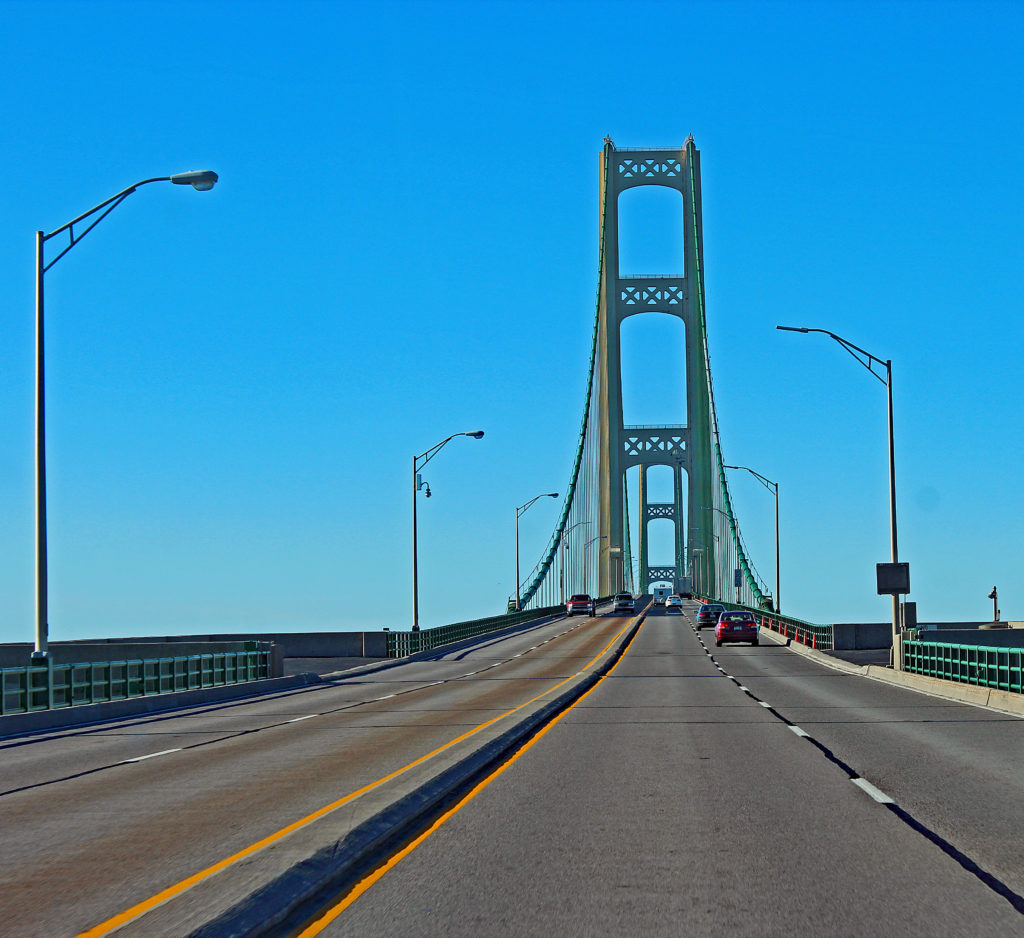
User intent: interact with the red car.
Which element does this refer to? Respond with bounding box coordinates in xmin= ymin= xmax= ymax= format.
xmin=566 ymin=594 xmax=596 ymax=617
xmin=714 ymin=610 xmax=759 ymax=647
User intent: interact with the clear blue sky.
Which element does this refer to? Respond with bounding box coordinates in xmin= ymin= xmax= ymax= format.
xmin=0 ymin=0 xmax=1020 ymax=643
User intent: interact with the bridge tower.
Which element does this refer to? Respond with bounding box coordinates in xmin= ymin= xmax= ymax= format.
xmin=595 ymin=137 xmax=716 ymax=597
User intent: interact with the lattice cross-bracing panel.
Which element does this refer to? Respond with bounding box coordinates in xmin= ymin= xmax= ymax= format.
xmin=647 ymin=567 xmax=676 ymax=583
xmin=619 ymin=280 xmax=685 ymax=308
xmin=646 ymin=503 xmax=676 ymax=520
xmin=617 ymin=157 xmax=682 ymax=180
xmin=622 ymin=428 xmax=687 ymax=468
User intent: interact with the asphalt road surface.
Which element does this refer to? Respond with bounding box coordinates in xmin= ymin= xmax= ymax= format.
xmin=306 ymin=601 xmax=1024 ymax=937
xmin=3 ymin=600 xmax=1022 ymax=936
xmin=0 ymin=608 xmax=631 ymax=937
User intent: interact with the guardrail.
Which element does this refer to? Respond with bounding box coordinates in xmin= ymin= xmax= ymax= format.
xmin=695 ymin=596 xmax=834 ymax=650
xmin=903 ymin=639 xmax=1024 ymax=694
xmin=0 ymin=646 xmax=272 ymax=716
xmin=386 ymin=598 xmax=614 ymax=658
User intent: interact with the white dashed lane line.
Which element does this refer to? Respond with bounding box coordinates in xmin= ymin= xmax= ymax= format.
xmin=682 ymin=605 xmax=1024 ymax=915
xmin=851 ymin=777 xmax=895 ymax=804
xmin=124 ymin=749 xmax=181 ymax=763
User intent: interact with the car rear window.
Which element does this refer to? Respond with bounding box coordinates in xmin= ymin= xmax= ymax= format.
xmin=722 ymin=612 xmax=753 ymax=623
xmin=616 ymin=593 xmax=631 ymax=600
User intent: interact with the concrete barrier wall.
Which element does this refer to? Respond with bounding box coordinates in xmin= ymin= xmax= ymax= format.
xmin=828 ymin=621 xmax=1008 ymax=651
xmin=0 ymin=642 xmax=262 ymax=669
xmin=0 ymin=632 xmax=387 ymax=670
xmin=917 ymin=629 xmax=1024 ymax=648
xmin=832 ymin=623 xmax=893 ymax=650
xmin=195 ymin=633 xmax=388 ymax=658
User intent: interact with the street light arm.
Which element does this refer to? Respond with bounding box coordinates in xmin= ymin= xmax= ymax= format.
xmin=777 ymin=326 xmax=888 ymax=385
xmin=517 ymin=492 xmax=559 ymax=517
xmin=416 ymin=433 xmax=460 ymax=469
xmin=41 ymin=172 xmax=218 ymax=272
xmin=724 ymin=464 xmax=777 ymax=494
xmin=416 ymin=430 xmax=485 ymax=470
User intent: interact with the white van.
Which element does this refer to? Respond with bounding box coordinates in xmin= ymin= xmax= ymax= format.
xmin=652 ymin=586 xmax=672 ymax=605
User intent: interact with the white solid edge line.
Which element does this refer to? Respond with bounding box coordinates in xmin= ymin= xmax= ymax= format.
xmin=851 ymin=777 xmax=895 ymax=804
xmin=286 ymin=715 xmax=318 ymax=723
xmin=788 ymin=725 xmax=809 ymax=737
xmin=125 ymin=748 xmax=182 ymax=763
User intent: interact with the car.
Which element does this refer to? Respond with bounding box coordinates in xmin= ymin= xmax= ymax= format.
xmin=695 ymin=603 xmax=725 ymax=630
xmin=613 ymin=592 xmax=635 ymax=612
xmin=714 ymin=610 xmax=759 ymax=647
xmin=566 ymin=593 xmax=596 ymax=617
xmin=665 ymin=595 xmax=684 ymax=609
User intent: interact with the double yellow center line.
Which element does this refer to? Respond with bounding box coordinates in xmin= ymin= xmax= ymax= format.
xmin=295 ymin=606 xmax=648 ymax=935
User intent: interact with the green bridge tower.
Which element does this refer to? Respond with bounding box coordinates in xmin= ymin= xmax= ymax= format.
xmin=595 ymin=137 xmax=716 ymax=598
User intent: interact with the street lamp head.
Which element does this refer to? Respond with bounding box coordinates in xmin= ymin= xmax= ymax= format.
xmin=546 ymin=492 xmax=559 ymax=498
xmin=467 ymin=430 xmax=485 ymax=439
xmin=170 ymin=170 xmax=219 ymax=191
xmin=776 ymin=325 xmax=809 ymax=333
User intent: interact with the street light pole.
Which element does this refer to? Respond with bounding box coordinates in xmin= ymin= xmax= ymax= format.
xmin=515 ymin=492 xmax=558 ymax=611
xmin=583 ymin=535 xmax=607 ymax=595
xmin=33 ymin=171 xmax=219 ymax=658
xmin=778 ymin=325 xmax=899 ymax=646
xmin=701 ymin=506 xmax=735 ymax=601
xmin=412 ymin=430 xmax=485 ymax=631
xmin=692 ymin=548 xmax=704 ymax=596
xmin=725 ymin=465 xmax=779 ymax=613
xmin=561 ymin=519 xmax=592 ymax=602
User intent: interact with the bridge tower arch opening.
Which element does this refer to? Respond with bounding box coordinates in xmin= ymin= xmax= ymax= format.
xmin=596 ymin=138 xmax=715 ymax=598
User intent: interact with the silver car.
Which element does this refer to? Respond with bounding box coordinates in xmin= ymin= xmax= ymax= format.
xmin=614 ymin=592 xmax=634 ymax=612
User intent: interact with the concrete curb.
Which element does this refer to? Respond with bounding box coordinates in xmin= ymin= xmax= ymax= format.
xmin=759 ymin=626 xmax=1024 ymax=717
xmin=0 ymin=672 xmax=324 ymax=739
xmin=185 ymin=609 xmax=646 ymax=938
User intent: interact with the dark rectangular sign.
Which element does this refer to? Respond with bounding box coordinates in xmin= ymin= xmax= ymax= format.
xmin=876 ymin=562 xmax=910 ymax=595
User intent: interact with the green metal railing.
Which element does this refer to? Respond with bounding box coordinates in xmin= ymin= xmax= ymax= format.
xmin=696 ymin=595 xmax=834 ymax=650
xmin=0 ymin=647 xmax=272 ymax=716
xmin=386 ymin=599 xmax=613 ymax=658
xmin=903 ymin=640 xmax=1024 ymax=694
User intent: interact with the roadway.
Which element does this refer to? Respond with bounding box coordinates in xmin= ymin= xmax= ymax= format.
xmin=302 ymin=601 xmax=1024 ymax=937
xmin=0 ymin=607 xmax=632 ymax=937
xmin=2 ymin=601 xmax=1023 ymax=936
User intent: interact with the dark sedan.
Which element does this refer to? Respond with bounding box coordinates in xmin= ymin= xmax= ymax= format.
xmin=714 ymin=610 xmax=759 ymax=647
xmin=696 ymin=603 xmax=725 ymax=630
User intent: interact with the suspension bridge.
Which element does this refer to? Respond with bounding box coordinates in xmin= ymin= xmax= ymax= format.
xmin=516 ymin=136 xmax=769 ymax=611
xmin=5 ymin=139 xmax=1024 ymax=938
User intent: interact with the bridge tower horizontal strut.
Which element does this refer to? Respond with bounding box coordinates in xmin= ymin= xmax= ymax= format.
xmin=596 ymin=138 xmax=715 ymax=597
